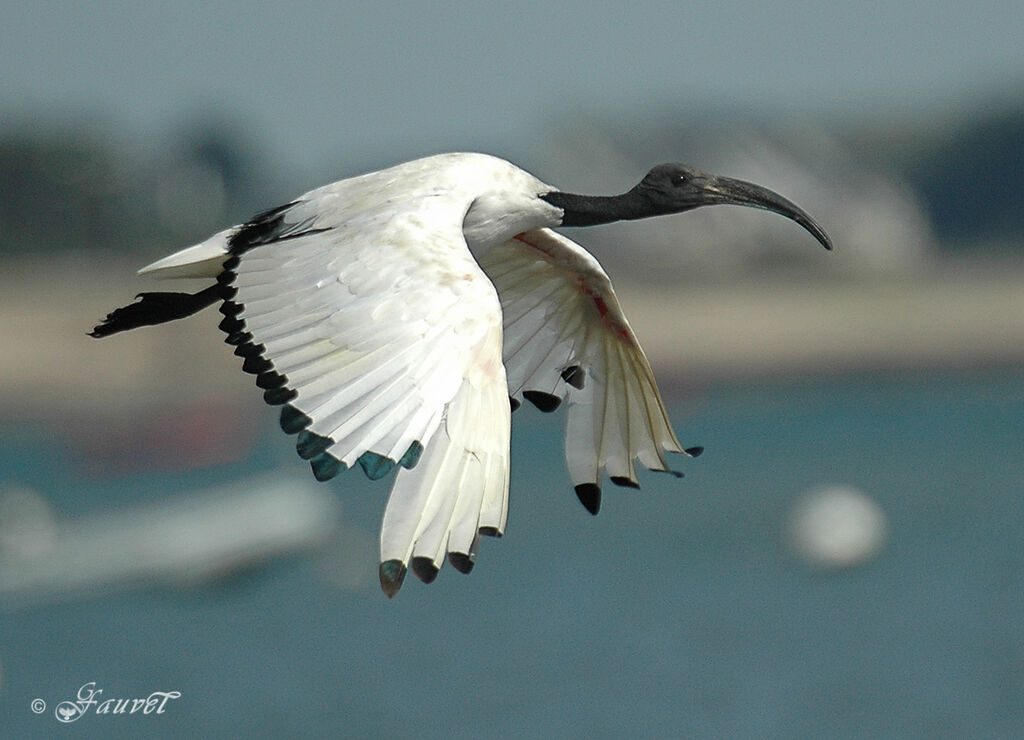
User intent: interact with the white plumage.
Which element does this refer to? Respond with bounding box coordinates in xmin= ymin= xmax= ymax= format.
xmin=92 ymin=152 xmax=831 ymax=596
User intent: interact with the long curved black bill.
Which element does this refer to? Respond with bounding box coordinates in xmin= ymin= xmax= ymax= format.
xmin=704 ymin=176 xmax=833 ymax=250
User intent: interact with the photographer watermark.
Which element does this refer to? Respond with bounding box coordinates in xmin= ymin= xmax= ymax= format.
xmin=31 ymin=682 xmax=181 ymax=723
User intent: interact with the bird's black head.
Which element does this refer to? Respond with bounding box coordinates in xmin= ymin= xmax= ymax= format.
xmin=631 ymin=163 xmax=832 ymax=250
xmin=633 ymin=163 xmax=719 ymax=213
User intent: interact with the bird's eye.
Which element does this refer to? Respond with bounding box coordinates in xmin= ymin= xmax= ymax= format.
xmin=671 ymin=174 xmax=688 ymax=187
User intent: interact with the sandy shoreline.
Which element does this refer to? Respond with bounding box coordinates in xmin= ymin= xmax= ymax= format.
xmin=616 ymin=260 xmax=1024 ymax=382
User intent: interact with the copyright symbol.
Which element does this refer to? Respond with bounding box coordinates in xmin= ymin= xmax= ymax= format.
xmin=30 ymin=698 xmax=46 ymax=714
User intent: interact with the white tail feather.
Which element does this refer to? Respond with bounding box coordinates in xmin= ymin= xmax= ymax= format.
xmin=137 ymin=230 xmax=232 ymax=279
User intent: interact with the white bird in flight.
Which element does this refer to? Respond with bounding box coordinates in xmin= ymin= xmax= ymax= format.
xmin=92 ymin=152 xmax=831 ymax=596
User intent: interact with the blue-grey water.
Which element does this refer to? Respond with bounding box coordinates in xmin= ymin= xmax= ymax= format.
xmin=2 ymin=369 xmax=1022 ymax=739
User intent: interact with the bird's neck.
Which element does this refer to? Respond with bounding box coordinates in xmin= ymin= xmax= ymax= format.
xmin=540 ymin=189 xmax=649 ymax=227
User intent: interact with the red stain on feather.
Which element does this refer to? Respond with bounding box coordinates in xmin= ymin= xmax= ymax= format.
xmin=513 ymin=233 xmax=634 ymax=344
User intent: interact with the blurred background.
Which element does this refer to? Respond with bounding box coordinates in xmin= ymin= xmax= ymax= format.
xmin=1 ymin=1 xmax=1023 ymax=737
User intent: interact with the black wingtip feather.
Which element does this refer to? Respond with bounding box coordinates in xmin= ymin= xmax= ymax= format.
xmin=233 ymin=342 xmax=266 ymax=358
xmin=219 ymin=300 xmax=243 ymax=317
xmin=296 ymin=430 xmax=332 ymax=460
xmin=574 ymin=483 xmax=601 ymax=515
xmin=358 ymin=451 xmax=396 ymax=480
xmin=310 ymin=452 xmax=345 ymax=481
xmin=448 ymin=552 xmax=475 ymax=574
xmin=216 ymin=258 xmax=307 ymax=444
xmin=219 ymin=314 xmax=245 ymax=334
xmin=685 ymin=446 xmax=705 ymax=458
xmin=610 ymin=476 xmax=640 ymax=489
xmin=264 ymin=386 xmax=298 ymax=405
xmin=224 ymin=330 xmax=251 ymax=346
xmin=560 ymin=365 xmax=585 ymax=389
xmin=379 ymin=560 xmax=406 ymax=598
xmin=398 ymin=441 xmax=424 ymax=470
xmin=523 ymin=390 xmax=561 ymax=413
xmin=411 ymin=557 xmax=440 ymax=584
xmin=280 ymin=404 xmax=312 ymax=434
xmin=256 ymin=371 xmax=288 ymax=390
xmin=242 ymin=354 xmax=274 ymax=375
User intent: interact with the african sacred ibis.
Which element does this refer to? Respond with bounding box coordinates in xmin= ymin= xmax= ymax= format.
xmin=91 ymin=152 xmax=831 ymax=596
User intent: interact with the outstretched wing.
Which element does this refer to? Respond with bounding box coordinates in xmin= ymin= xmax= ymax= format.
xmin=220 ymin=197 xmax=510 ymax=595
xmin=478 ymin=229 xmax=697 ymax=515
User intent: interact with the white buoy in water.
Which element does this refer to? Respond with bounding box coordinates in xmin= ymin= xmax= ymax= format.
xmin=788 ymin=485 xmax=888 ymax=569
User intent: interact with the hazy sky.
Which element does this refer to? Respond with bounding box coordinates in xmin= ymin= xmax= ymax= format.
xmin=3 ymin=1 xmax=1022 ymax=177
